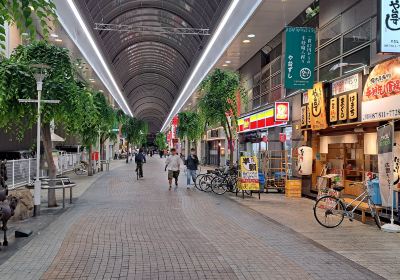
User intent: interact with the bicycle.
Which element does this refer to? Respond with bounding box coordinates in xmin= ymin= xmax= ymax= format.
xmin=313 ymin=181 xmax=382 ymax=229
xmin=74 ymin=161 xmax=88 ymax=175
xmin=136 ymin=162 xmax=143 ymax=180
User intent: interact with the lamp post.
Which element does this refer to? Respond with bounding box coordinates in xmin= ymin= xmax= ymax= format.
xmin=18 ymin=64 xmax=59 ymax=216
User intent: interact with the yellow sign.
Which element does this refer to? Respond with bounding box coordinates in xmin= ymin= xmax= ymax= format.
xmin=330 ymin=97 xmax=337 ymax=122
xmin=238 ymin=156 xmax=260 ymax=191
xmin=339 ymin=95 xmax=347 ymax=121
xmin=308 ymin=82 xmax=328 ymax=130
xmin=301 ymin=106 xmax=307 ymax=127
xmin=307 ymin=105 xmax=311 ymax=126
xmin=348 ymin=92 xmax=358 ymax=119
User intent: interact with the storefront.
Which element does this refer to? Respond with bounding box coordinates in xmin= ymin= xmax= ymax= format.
xmin=204 ymin=127 xmax=226 ymax=166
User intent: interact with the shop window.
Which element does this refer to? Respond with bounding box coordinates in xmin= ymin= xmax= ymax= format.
xmin=319 ymin=60 xmax=340 ymax=82
xmin=341 ymin=0 xmax=376 ymax=33
xmin=342 ymin=46 xmax=370 ymax=75
xmin=253 ymin=85 xmax=261 ymax=98
xmin=269 ymin=87 xmax=282 ymax=103
xmin=343 ymin=21 xmax=371 ymax=53
xmin=319 ymin=16 xmax=341 ymax=46
xmin=271 ymin=57 xmax=281 ymax=74
xmin=252 ymin=97 xmax=261 ymax=108
xmin=319 ymin=39 xmax=341 ymax=65
xmin=271 ymin=74 xmax=281 ymax=88
xmin=261 ymin=66 xmax=270 ymax=81
xmin=260 ymin=94 xmax=268 ymax=105
xmin=261 ymin=80 xmax=270 ymax=94
xmin=253 ymin=72 xmax=261 ymax=85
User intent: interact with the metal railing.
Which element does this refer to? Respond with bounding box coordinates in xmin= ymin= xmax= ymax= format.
xmin=5 ymin=152 xmax=82 ymax=190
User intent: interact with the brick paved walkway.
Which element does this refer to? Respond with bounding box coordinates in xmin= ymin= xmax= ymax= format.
xmin=0 ymin=157 xmax=391 ymax=279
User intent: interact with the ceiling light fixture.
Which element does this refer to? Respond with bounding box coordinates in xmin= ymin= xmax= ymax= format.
xmin=222 ymin=64 xmax=228 ymax=67
xmin=161 ymin=0 xmax=262 ymax=132
xmin=243 ymin=39 xmax=251 ymax=43
xmin=65 ymin=0 xmax=133 ymax=116
xmin=248 ymin=34 xmax=255 ymax=38
xmin=225 ymin=60 xmax=231 ymax=64
xmin=50 ymin=34 xmax=59 ymax=38
xmin=54 ymin=38 xmax=63 ymax=42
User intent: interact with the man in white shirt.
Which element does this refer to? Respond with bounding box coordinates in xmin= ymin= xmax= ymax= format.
xmin=165 ymin=148 xmax=181 ymax=190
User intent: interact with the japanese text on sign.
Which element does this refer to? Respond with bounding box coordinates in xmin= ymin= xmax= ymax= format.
xmin=239 ymin=156 xmax=260 ymax=191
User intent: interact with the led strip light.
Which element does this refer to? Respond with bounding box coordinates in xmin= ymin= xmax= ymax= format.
xmin=65 ymin=0 xmax=133 ymax=116
xmin=161 ymin=0 xmax=262 ymax=132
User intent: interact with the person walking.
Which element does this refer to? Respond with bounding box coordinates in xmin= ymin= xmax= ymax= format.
xmin=135 ymin=148 xmax=146 ymax=178
xmin=165 ymin=148 xmax=181 ymax=190
xmin=185 ymin=148 xmax=199 ymax=190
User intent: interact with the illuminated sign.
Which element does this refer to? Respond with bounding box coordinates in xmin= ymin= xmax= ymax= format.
xmin=362 ymin=57 xmax=400 ymax=121
xmin=238 ymin=108 xmax=286 ymax=133
xmin=378 ymin=0 xmax=400 ymax=53
xmin=332 ymin=74 xmax=359 ymax=96
xmin=308 ymin=82 xmax=328 ymax=130
xmin=274 ymin=102 xmax=290 ymax=122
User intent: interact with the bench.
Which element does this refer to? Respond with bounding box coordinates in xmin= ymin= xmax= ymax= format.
xmin=343 ymin=198 xmax=383 ymax=224
xmin=41 ymin=177 xmax=77 ymax=208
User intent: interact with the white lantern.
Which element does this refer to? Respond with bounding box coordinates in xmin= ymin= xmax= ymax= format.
xmin=297 ymin=146 xmax=313 ymax=175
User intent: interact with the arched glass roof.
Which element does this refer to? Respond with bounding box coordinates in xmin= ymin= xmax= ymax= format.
xmin=77 ymin=0 xmax=230 ymax=132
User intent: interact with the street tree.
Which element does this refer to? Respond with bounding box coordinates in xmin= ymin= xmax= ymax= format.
xmin=155 ymin=132 xmax=168 ymax=151
xmin=199 ymin=68 xmax=243 ymax=167
xmin=0 ymin=41 xmax=79 ymax=207
xmin=121 ymin=117 xmax=148 ymax=163
xmin=177 ymin=111 xmax=205 ymax=149
xmin=0 ymin=0 xmax=57 ymax=52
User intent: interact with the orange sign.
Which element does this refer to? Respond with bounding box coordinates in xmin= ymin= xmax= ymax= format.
xmin=330 ymin=97 xmax=338 ymax=122
xmin=274 ymin=102 xmax=290 ymax=122
xmin=308 ymin=82 xmax=328 ymax=130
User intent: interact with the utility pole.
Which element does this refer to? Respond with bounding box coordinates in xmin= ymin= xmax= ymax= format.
xmin=18 ymin=64 xmax=60 ymax=216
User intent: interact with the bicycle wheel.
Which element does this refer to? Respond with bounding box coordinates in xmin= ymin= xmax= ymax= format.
xmin=211 ymin=176 xmax=228 ymax=195
xmin=314 ymin=195 xmax=345 ymax=228
xmin=368 ymin=199 xmax=383 ymax=229
xmin=199 ymin=175 xmax=213 ymax=192
xmin=195 ymin=174 xmax=205 ymax=191
xmin=74 ymin=166 xmax=84 ymax=175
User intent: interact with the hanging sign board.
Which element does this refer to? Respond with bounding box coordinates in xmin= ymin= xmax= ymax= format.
xmin=377 ymin=0 xmax=400 ymax=54
xmin=274 ymin=102 xmax=290 ymax=122
xmin=279 ymin=133 xmax=287 ymax=143
xmin=238 ymin=156 xmax=260 ymax=191
xmin=348 ymin=92 xmax=358 ymax=119
xmin=330 ymin=97 xmax=338 ymax=122
xmin=362 ymin=57 xmax=400 ymax=122
xmin=377 ymin=123 xmax=394 ymax=207
xmin=284 ymin=27 xmax=316 ymax=89
xmin=332 ymin=73 xmax=359 ymax=95
xmin=339 ymin=95 xmax=348 ymax=121
xmin=308 ymin=82 xmax=328 ymax=130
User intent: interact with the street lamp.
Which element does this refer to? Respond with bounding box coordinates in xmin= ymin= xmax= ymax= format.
xmin=18 ymin=64 xmax=59 ymax=216
xmin=329 ymin=62 xmax=369 ymax=75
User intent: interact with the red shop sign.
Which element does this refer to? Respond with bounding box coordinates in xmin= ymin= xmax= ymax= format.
xmin=279 ymin=133 xmax=287 ymax=143
xmin=275 ymin=102 xmax=290 ymax=122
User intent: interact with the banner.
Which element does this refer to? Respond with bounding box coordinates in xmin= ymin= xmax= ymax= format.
xmin=377 ymin=123 xmax=394 ymax=207
xmin=362 ymin=57 xmax=400 ymax=122
xmin=308 ymin=82 xmax=328 ymax=130
xmin=238 ymin=156 xmax=260 ymax=191
xmin=377 ymin=0 xmax=400 ymax=54
xmin=284 ymin=27 xmax=316 ymax=89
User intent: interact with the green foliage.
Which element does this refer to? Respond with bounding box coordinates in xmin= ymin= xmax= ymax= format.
xmin=0 ymin=0 xmax=57 ymax=52
xmin=121 ymin=117 xmax=148 ymax=147
xmin=199 ymin=68 xmax=243 ymax=133
xmin=177 ymin=111 xmax=205 ymax=142
xmin=0 ymin=41 xmax=78 ymax=139
xmin=155 ymin=132 xmax=167 ymax=150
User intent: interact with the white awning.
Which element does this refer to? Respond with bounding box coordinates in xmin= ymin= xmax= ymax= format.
xmin=51 ymin=133 xmax=65 ymax=142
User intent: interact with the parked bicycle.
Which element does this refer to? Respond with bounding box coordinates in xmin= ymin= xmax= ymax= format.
xmin=313 ymin=181 xmax=382 ymax=229
xmin=74 ymin=161 xmax=88 ymax=175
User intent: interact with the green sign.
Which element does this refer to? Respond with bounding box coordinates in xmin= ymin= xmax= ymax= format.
xmin=284 ymin=27 xmax=316 ymax=90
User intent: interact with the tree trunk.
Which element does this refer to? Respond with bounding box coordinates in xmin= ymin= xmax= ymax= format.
xmin=126 ymin=142 xmax=129 ymax=163
xmin=225 ymin=117 xmax=234 ymax=168
xmin=41 ymin=123 xmax=57 ymax=207
xmin=88 ymin=145 xmax=93 ymax=176
xmin=100 ymin=135 xmax=105 ymax=172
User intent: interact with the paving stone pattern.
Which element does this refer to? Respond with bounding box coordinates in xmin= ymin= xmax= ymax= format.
xmin=0 ymin=158 xmax=390 ymax=279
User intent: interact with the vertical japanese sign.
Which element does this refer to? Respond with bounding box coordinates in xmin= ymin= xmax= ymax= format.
xmin=330 ymin=98 xmax=338 ymax=122
xmin=238 ymin=156 xmax=260 ymax=191
xmin=377 ymin=123 xmax=394 ymax=207
xmin=301 ymin=106 xmax=308 ymax=127
xmin=308 ymin=82 xmax=328 ymax=130
xmin=378 ymin=0 xmax=400 ymax=54
xmin=274 ymin=102 xmax=290 ymax=122
xmin=348 ymin=92 xmax=358 ymax=119
xmin=339 ymin=95 xmax=348 ymax=121
xmin=284 ymin=27 xmax=316 ymax=89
